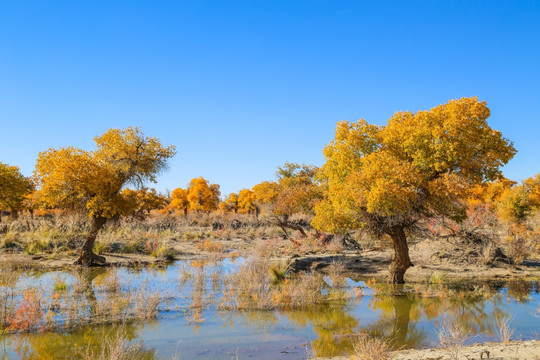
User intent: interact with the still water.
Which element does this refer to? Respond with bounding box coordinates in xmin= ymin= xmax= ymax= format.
xmin=1 ymin=258 xmax=539 ymax=360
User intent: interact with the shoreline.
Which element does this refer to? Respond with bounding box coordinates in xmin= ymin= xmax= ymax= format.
xmin=316 ymin=340 xmax=540 ymax=360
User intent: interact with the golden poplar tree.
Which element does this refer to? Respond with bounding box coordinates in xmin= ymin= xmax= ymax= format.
xmin=34 ymin=127 xmax=176 ymax=265
xmin=312 ymin=97 xmax=516 ymax=283
xmin=170 ymin=187 xmax=190 ymax=215
xmin=0 ymin=162 xmax=32 ymax=220
xmin=237 ymin=189 xmax=256 ymax=214
xmin=186 ymin=177 xmax=220 ymax=212
xmin=252 ymin=180 xmax=280 ymax=217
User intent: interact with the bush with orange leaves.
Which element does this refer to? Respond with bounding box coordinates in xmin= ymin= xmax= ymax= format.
xmin=8 ymin=290 xmax=44 ymax=332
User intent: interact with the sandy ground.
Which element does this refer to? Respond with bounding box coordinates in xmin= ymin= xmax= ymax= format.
xmin=317 ymin=341 xmax=540 ymax=360
xmin=393 ymin=341 xmax=540 ymax=360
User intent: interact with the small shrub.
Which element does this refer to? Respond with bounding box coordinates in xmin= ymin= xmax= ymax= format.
xmin=495 ymin=315 xmax=515 ymax=344
xmin=8 ymin=290 xmax=44 ymax=332
xmin=352 ymin=334 xmax=392 ymax=360
xmin=437 ymin=315 xmax=470 ymax=360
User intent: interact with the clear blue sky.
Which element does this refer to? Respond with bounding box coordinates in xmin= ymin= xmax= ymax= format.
xmin=1 ymin=1 xmax=539 ymax=196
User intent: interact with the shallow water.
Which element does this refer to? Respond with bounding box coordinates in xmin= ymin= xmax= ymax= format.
xmin=1 ymin=259 xmax=539 ymax=360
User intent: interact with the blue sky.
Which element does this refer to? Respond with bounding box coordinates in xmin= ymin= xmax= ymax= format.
xmin=1 ymin=1 xmax=539 ymax=196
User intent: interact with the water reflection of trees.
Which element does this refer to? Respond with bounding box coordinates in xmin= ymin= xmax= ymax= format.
xmin=6 ymin=321 xmax=158 ymax=360
xmin=224 ymin=281 xmax=525 ymax=358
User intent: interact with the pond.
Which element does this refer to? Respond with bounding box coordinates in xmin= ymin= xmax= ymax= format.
xmin=0 ymin=257 xmax=539 ymax=360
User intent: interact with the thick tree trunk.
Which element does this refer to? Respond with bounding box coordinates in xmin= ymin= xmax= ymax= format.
xmin=387 ymin=226 xmax=413 ymax=284
xmin=183 ymin=208 xmax=188 ymax=216
xmin=75 ymin=216 xmax=107 ymax=266
xmin=10 ymin=210 xmax=18 ymax=219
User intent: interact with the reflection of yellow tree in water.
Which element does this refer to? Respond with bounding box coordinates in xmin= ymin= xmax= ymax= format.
xmin=366 ymin=286 xmax=509 ymax=348
xmin=283 ymin=304 xmax=359 ymax=357
xmin=7 ymin=322 xmax=157 ymax=360
xmin=363 ymin=294 xmax=425 ymax=349
xmin=272 ymin=284 xmax=513 ymax=357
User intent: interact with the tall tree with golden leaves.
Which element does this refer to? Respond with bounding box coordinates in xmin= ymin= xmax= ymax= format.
xmin=237 ymin=189 xmax=256 ymax=214
xmin=252 ymin=180 xmax=279 ymax=217
xmin=187 ymin=177 xmax=220 ymax=212
xmin=0 ymin=162 xmax=32 ymax=220
xmin=170 ymin=187 xmax=190 ymax=215
xmin=312 ymin=97 xmax=516 ymax=283
xmin=272 ymin=163 xmax=322 ymax=237
xmin=34 ymin=127 xmax=176 ymax=265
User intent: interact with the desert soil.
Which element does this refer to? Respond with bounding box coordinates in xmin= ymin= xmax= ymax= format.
xmin=317 ymin=340 xmax=540 ymax=360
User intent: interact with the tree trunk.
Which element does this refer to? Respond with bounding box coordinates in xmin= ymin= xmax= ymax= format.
xmin=75 ymin=216 xmax=107 ymax=266
xmin=387 ymin=226 xmax=413 ymax=284
xmin=10 ymin=209 xmax=18 ymax=219
xmin=183 ymin=208 xmax=188 ymax=216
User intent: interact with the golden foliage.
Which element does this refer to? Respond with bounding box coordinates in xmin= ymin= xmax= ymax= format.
xmin=468 ymin=178 xmax=516 ymax=207
xmin=252 ymin=181 xmax=279 ymax=204
xmin=121 ymin=188 xmax=166 ymax=218
xmin=34 ymin=127 xmax=176 ymax=219
xmin=220 ymin=192 xmax=239 ymax=213
xmin=169 ymin=187 xmax=189 ymax=214
xmin=186 ymin=177 xmax=220 ymax=212
xmin=0 ymin=162 xmax=32 ymax=212
xmin=313 ymin=97 xmax=516 ymax=234
xmin=523 ymin=173 xmax=540 ymax=208
xmin=237 ymin=189 xmax=256 ymax=213
xmin=272 ymin=163 xmax=321 ymax=216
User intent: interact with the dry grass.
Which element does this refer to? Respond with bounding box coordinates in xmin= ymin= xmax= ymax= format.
xmin=0 ymin=212 xmax=285 ymax=258
xmin=218 ymin=241 xmax=350 ymax=311
xmin=437 ymin=315 xmax=471 ymax=360
xmin=495 ymin=315 xmax=516 ymax=344
xmin=352 ymin=334 xmax=392 ymax=360
xmin=0 ymin=266 xmax=165 ymax=334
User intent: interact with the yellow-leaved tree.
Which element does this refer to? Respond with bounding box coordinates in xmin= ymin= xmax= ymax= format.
xmin=237 ymin=189 xmax=256 ymax=214
xmin=186 ymin=177 xmax=220 ymax=212
xmin=0 ymin=162 xmax=32 ymax=220
xmin=272 ymin=163 xmax=322 ymax=237
xmin=523 ymin=174 xmax=540 ymax=208
xmin=121 ymin=188 xmax=167 ymax=219
xmin=34 ymin=127 xmax=176 ymax=265
xmin=252 ymin=180 xmax=280 ymax=217
xmin=169 ymin=187 xmax=190 ymax=215
xmin=494 ymin=174 xmax=540 ymax=262
xmin=221 ymin=192 xmax=239 ymax=213
xmin=312 ymin=97 xmax=516 ymax=283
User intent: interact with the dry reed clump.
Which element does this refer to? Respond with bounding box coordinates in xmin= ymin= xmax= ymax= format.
xmin=495 ymin=315 xmax=515 ymax=344
xmin=352 ymin=334 xmax=392 ymax=360
xmin=0 ymin=267 xmax=166 ymax=334
xmin=437 ymin=315 xmax=471 ymax=360
xmin=218 ymin=241 xmax=349 ymax=310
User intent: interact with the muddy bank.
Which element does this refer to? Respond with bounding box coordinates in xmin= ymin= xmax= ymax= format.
xmin=317 ymin=340 xmax=540 ymax=360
